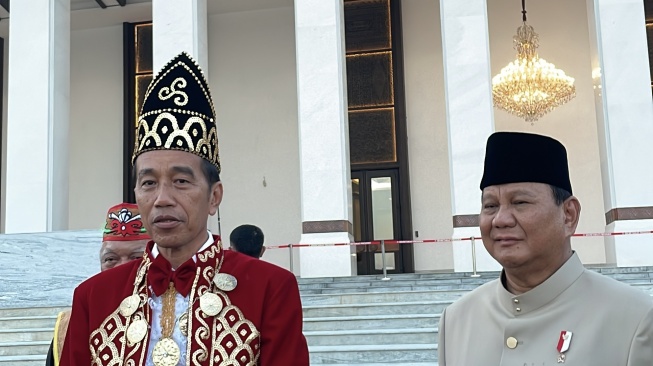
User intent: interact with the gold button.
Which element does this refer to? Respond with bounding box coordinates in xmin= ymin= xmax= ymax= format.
xmin=506 ymin=337 xmax=518 ymax=349
xmin=513 ymin=298 xmax=519 ymax=303
xmin=515 ymin=307 xmax=521 ymax=312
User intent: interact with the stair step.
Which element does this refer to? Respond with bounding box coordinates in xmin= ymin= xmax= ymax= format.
xmin=0 ymin=341 xmax=51 ymax=356
xmin=300 ymin=281 xmax=653 ymax=296
xmin=0 ymin=355 xmax=46 ymax=366
xmin=593 ymin=266 xmax=653 ymax=274
xmin=0 ymin=307 xmax=67 ymax=318
xmin=299 ymin=277 xmax=489 ymax=289
xmin=0 ymin=316 xmax=57 ymax=330
xmin=305 ymin=327 xmax=438 ymax=346
xmin=303 ymin=300 xmax=451 ymax=318
xmin=303 ymin=314 xmax=439 ymax=331
xmin=309 ymin=343 xmax=438 ymax=364
xmin=0 ymin=328 xmax=53 ymax=342
xmin=301 ymin=284 xmax=481 ymax=295
xmin=302 ymin=290 xmax=468 ymax=306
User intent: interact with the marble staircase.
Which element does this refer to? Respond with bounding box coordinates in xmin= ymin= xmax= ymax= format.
xmin=0 ymin=307 xmax=68 ymax=366
xmin=1 ymin=268 xmax=653 ymax=365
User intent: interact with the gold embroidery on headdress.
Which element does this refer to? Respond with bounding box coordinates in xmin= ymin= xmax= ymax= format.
xmin=158 ymin=77 xmax=189 ymax=106
xmin=132 ymin=52 xmax=220 ymax=172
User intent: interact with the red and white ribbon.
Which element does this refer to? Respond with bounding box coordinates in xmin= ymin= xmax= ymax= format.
xmin=557 ymin=330 xmax=572 ymax=354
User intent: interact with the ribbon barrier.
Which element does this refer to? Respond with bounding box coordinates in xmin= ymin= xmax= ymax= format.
xmin=267 ymin=230 xmax=653 ymax=278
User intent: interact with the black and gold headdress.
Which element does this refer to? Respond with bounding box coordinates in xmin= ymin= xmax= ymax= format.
xmin=132 ymin=52 xmax=220 ymax=172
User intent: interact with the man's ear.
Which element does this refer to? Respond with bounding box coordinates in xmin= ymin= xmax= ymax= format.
xmin=562 ymin=196 xmax=581 ymax=237
xmin=208 ymin=182 xmax=223 ymax=216
xmin=259 ymin=246 xmax=266 ymax=258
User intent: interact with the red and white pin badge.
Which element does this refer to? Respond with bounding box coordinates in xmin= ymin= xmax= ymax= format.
xmin=556 ymin=330 xmax=573 ymax=363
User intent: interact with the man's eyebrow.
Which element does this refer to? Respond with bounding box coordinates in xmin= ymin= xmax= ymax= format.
xmin=100 ymin=250 xmax=116 ymax=257
xmin=509 ymin=189 xmax=537 ymax=197
xmin=171 ymin=166 xmax=196 ymax=178
xmin=481 ymin=192 xmax=495 ymax=201
xmin=137 ymin=168 xmax=154 ymax=179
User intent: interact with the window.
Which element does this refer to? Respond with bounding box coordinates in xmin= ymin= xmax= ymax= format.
xmin=123 ymin=22 xmax=153 ymax=202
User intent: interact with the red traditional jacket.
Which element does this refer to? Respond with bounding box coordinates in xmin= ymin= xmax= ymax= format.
xmin=60 ymin=236 xmax=309 ymax=365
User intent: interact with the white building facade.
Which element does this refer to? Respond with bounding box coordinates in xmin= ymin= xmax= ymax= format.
xmin=0 ymin=0 xmax=652 ymax=277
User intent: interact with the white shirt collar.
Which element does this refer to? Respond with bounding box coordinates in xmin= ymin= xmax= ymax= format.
xmin=151 ymin=230 xmax=213 ymax=264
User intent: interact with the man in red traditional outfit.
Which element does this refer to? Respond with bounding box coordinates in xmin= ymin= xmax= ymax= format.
xmin=61 ymin=52 xmax=309 ymax=365
xmin=46 ymin=203 xmax=150 ymax=366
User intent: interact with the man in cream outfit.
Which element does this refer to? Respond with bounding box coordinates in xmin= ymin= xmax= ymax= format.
xmin=438 ymin=132 xmax=653 ymax=365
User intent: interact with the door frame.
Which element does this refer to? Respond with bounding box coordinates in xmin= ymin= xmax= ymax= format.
xmin=352 ymin=169 xmax=407 ymax=275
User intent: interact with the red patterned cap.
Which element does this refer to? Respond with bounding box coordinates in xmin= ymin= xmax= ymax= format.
xmin=103 ymin=203 xmax=150 ymax=242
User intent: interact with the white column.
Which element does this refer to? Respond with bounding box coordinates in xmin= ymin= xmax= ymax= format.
xmin=440 ymin=0 xmax=500 ymax=272
xmin=152 ymin=0 xmax=208 ymax=74
xmin=587 ymin=0 xmax=653 ymax=266
xmin=5 ymin=0 xmax=70 ymax=233
xmin=295 ymin=0 xmax=355 ymax=278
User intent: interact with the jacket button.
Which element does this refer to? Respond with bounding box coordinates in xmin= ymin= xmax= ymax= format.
xmin=506 ymin=337 xmax=518 ymax=349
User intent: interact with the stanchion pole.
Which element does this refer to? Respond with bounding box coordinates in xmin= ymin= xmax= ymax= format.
xmin=289 ymin=243 xmax=294 ymax=275
xmin=470 ymin=237 xmax=481 ymax=278
xmin=381 ymin=240 xmax=391 ymax=281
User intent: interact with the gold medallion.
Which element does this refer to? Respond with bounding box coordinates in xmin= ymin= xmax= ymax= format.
xmin=126 ymin=319 xmax=148 ymax=345
xmin=119 ymin=294 xmax=141 ymax=317
xmin=152 ymin=337 xmax=181 ymax=366
xmin=179 ymin=312 xmax=188 ymax=336
xmin=213 ymin=273 xmax=237 ymax=292
xmin=199 ymin=292 xmax=223 ymax=316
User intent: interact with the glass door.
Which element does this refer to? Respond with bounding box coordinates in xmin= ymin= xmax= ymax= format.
xmin=352 ymin=169 xmax=403 ymax=275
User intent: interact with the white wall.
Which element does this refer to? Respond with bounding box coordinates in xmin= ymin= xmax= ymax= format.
xmin=488 ymin=0 xmax=606 ymax=263
xmin=402 ymin=0 xmax=454 ymax=271
xmin=208 ymin=7 xmax=300 ymax=271
xmin=68 ymin=25 xmax=125 ymax=230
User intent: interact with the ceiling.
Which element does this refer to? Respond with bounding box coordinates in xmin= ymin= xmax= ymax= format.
xmin=69 ymin=0 xmax=292 ymax=13
xmin=0 ymin=0 xmax=294 ymax=35
xmin=0 ymin=0 xmax=293 ymax=15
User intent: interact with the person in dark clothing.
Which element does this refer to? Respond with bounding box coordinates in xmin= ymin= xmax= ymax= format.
xmin=229 ymin=224 xmax=266 ymax=258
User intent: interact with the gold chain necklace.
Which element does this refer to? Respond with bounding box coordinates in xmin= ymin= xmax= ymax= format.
xmin=152 ymin=282 xmax=181 ymax=366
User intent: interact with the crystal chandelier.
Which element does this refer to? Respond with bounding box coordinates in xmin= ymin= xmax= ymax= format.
xmin=492 ymin=0 xmax=576 ymax=123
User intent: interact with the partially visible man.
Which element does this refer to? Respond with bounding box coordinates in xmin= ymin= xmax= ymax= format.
xmin=230 ymin=224 xmax=266 ymax=258
xmin=45 ymin=203 xmax=149 ymax=366
xmin=60 ymin=52 xmax=309 ymax=365
xmin=438 ymin=132 xmax=653 ymax=365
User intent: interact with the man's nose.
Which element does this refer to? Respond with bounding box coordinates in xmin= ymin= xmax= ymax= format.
xmin=154 ymin=182 xmax=175 ymax=207
xmin=492 ymin=205 xmax=516 ymax=228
